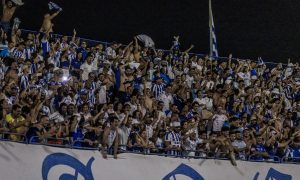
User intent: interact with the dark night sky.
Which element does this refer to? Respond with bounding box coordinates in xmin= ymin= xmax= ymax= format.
xmin=14 ymin=0 xmax=300 ymax=62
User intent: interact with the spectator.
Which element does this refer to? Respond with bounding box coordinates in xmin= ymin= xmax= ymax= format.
xmin=231 ymin=131 xmax=246 ymax=159
xmin=0 ymin=10 xmax=299 ymax=165
xmin=39 ymin=7 xmax=62 ymax=33
xmin=5 ymin=104 xmax=27 ymax=140
xmin=101 ymin=117 xmax=119 ymax=159
xmin=1 ymin=0 xmax=23 ymax=33
xmin=250 ymin=136 xmax=269 ymax=160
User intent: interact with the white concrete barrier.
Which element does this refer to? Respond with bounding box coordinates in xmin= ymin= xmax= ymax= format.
xmin=0 ymin=141 xmax=297 ymax=180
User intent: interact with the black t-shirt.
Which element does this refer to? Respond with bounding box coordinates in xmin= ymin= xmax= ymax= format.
xmin=83 ymin=131 xmax=101 ymax=147
xmin=26 ymin=126 xmax=43 ymax=142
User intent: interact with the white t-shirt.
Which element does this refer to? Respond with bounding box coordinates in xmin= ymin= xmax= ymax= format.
xmin=98 ymin=85 xmax=107 ymax=104
xmin=118 ymin=126 xmax=131 ymax=149
xmin=232 ymin=140 xmax=246 ymax=149
xmin=106 ymin=47 xmax=116 ymax=59
xmin=194 ymin=97 xmax=213 ymax=110
xmin=185 ymin=75 xmax=194 ymax=88
xmin=80 ymin=63 xmax=93 ymax=81
xmin=158 ymin=92 xmax=174 ymax=111
xmin=205 ymin=80 xmax=215 ymax=90
xmin=146 ymin=125 xmax=154 ymax=139
xmin=212 ymin=114 xmax=228 ymax=132
xmin=185 ymin=137 xmax=202 ymax=150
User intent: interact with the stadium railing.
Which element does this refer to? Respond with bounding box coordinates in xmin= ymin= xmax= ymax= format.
xmin=1 ymin=132 xmax=298 ymax=164
xmin=248 ymin=155 xmax=281 ymax=163
xmin=281 ymin=157 xmax=300 ymax=164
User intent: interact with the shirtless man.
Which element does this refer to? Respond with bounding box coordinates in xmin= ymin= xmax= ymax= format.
xmin=119 ymin=64 xmax=134 ymax=92
xmin=101 ymin=117 xmax=119 ymax=159
xmin=5 ymin=60 xmax=18 ymax=84
xmin=39 ymin=9 xmax=62 ymax=33
xmin=1 ymin=0 xmax=22 ymax=32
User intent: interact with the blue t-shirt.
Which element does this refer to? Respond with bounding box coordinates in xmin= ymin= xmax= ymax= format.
xmin=265 ymin=142 xmax=278 ymax=157
xmin=60 ymin=60 xmax=70 ymax=69
xmin=71 ymin=59 xmax=82 ymax=70
xmin=77 ymin=47 xmax=87 ymax=60
xmin=72 ymin=128 xmax=84 ymax=147
xmin=160 ymin=73 xmax=171 ymax=84
xmin=133 ymin=77 xmax=143 ymax=91
xmin=290 ymin=145 xmax=300 ymax=158
xmin=250 ymin=69 xmax=257 ymax=76
xmin=251 ymin=143 xmax=267 ymax=160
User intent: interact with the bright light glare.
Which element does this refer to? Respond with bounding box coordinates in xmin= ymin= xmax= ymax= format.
xmin=62 ymin=76 xmax=68 ymax=81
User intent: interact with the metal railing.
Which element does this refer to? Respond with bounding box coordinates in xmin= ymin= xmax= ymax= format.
xmin=281 ymin=157 xmax=300 ymax=164
xmin=1 ymin=132 xmax=299 ymax=164
xmin=248 ymin=155 xmax=281 ymax=163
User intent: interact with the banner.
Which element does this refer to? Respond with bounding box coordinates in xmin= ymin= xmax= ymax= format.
xmin=0 ymin=141 xmax=297 ymax=180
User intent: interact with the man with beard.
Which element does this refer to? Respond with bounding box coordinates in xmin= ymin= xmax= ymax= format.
xmin=5 ymin=104 xmax=27 ymax=140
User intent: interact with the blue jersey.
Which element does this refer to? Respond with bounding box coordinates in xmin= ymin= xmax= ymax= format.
xmin=19 ymin=74 xmax=30 ymax=91
xmin=71 ymin=59 xmax=82 ymax=70
xmin=251 ymin=143 xmax=267 ymax=160
xmin=60 ymin=60 xmax=70 ymax=69
xmin=284 ymin=145 xmax=300 ymax=162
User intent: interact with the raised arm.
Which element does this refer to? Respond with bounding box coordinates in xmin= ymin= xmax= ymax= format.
xmin=123 ymin=41 xmax=133 ymax=52
xmin=10 ymin=30 xmax=16 ymax=46
xmin=71 ymin=29 xmax=76 ymax=42
xmin=134 ymin=36 xmax=139 ymax=53
xmin=228 ymin=54 xmax=232 ymax=68
xmin=50 ymin=9 xmax=62 ymax=20
xmin=183 ymin=44 xmax=194 ymax=54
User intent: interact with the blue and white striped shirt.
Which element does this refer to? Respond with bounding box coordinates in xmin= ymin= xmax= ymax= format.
xmin=23 ymin=47 xmax=35 ymax=60
xmin=165 ymin=131 xmax=181 ymax=147
xmin=11 ymin=48 xmax=23 ymax=59
xmin=41 ymin=39 xmax=50 ymax=54
xmin=19 ymin=74 xmax=30 ymax=91
xmin=30 ymin=63 xmax=38 ymax=74
xmin=151 ymin=83 xmax=165 ymax=99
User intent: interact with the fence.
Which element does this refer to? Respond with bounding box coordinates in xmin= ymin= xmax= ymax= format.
xmin=1 ymin=132 xmax=298 ymax=164
xmin=20 ymin=29 xmax=284 ymax=67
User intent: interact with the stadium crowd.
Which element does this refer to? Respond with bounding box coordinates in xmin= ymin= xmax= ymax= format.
xmin=0 ymin=0 xmax=300 ymax=163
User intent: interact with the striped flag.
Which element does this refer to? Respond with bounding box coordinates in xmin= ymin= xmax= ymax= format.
xmin=209 ymin=0 xmax=218 ymax=58
xmin=48 ymin=2 xmax=62 ymax=11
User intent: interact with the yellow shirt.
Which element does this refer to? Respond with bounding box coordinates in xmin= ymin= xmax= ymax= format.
xmin=5 ymin=114 xmax=25 ymax=124
xmin=5 ymin=114 xmax=26 ymax=141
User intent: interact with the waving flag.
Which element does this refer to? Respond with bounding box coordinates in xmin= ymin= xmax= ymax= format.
xmin=11 ymin=0 xmax=24 ymax=6
xmin=209 ymin=0 xmax=218 ymax=58
xmin=48 ymin=2 xmax=62 ymax=11
xmin=257 ymin=57 xmax=265 ymax=65
xmin=136 ymin=34 xmax=155 ymax=48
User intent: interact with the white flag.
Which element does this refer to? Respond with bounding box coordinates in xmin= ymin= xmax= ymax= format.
xmin=136 ymin=34 xmax=155 ymax=48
